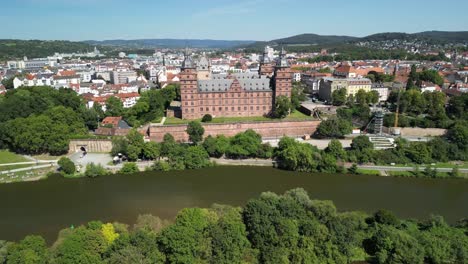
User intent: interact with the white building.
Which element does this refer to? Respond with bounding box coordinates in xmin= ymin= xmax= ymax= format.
xmin=111 ymin=70 xmax=137 ymax=84
xmin=371 ymin=84 xmax=389 ymax=102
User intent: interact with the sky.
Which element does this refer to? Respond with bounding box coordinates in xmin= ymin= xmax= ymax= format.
xmin=0 ymin=0 xmax=467 ymax=41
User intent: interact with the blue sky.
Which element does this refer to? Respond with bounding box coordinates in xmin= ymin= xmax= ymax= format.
xmin=1 ymin=0 xmax=467 ymax=41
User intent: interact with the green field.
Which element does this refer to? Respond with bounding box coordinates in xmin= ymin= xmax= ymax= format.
xmin=355 ymin=169 xmax=380 ymax=175
xmin=0 ymin=150 xmax=29 ymax=164
xmin=165 ymin=111 xmax=315 ymax=125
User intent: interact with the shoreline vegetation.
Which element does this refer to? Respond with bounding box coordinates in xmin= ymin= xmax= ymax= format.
xmin=0 ymin=189 xmax=466 ymax=263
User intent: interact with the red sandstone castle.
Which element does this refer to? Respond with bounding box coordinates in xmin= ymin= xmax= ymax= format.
xmin=179 ymin=47 xmax=292 ymax=119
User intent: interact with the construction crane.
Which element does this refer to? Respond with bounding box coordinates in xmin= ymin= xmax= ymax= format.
xmin=392 ymin=89 xmax=402 ymax=135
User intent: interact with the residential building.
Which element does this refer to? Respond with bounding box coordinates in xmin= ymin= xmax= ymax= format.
xmin=319 ymin=78 xmax=371 ymax=101
xmin=371 ymin=83 xmax=389 ymax=102
xmin=111 ymin=70 xmax=137 ymax=84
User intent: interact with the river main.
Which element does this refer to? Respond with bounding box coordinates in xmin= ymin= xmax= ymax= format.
xmin=1 ymin=166 xmax=467 ymax=242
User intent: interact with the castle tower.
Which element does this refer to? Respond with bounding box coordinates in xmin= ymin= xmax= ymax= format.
xmin=180 ymin=47 xmax=199 ymax=119
xmin=197 ymin=53 xmax=211 ymax=80
xmin=273 ymin=47 xmax=292 ymax=105
xmin=259 ymin=46 xmax=274 ymax=77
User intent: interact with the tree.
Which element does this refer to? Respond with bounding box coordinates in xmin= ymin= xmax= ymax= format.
xmin=209 ymin=206 xmax=251 ymax=264
xmin=1 ymin=76 xmax=14 ymax=89
xmin=157 ymin=208 xmax=214 ymax=264
xmin=119 ymin=162 xmax=139 ymax=174
xmin=273 ymin=95 xmax=291 ymax=118
xmin=368 ymin=90 xmax=380 ymax=105
xmin=126 ymin=129 xmax=145 ymax=161
xmin=325 ymin=139 xmax=346 ymax=160
xmin=58 ymin=157 xmax=76 ymax=176
xmin=351 ymin=136 xmax=373 ymax=151
xmin=226 ymin=130 xmax=263 ymax=159
xmin=133 ymin=214 xmax=169 ymax=233
xmin=142 ymin=142 xmax=160 ymax=160
xmin=332 ymin=88 xmax=347 ymax=106
xmin=52 ymin=226 xmax=107 ymax=263
xmin=355 ymin=89 xmax=369 ymax=106
xmin=187 ymin=121 xmax=205 ymax=144
xmin=105 ymin=96 xmax=124 ymax=117
xmin=291 ymin=85 xmax=307 ymax=110
xmin=7 ymin=235 xmax=49 ymax=264
xmin=365 ymin=225 xmax=424 ymax=264
xmin=111 ymin=137 xmax=128 ymax=157
xmin=202 ymin=135 xmax=229 ymax=158
xmin=275 ymin=137 xmax=318 ymax=172
xmin=160 ymin=133 xmax=177 ymax=157
xmin=183 ymin=146 xmax=211 ymax=169
xmin=316 ymin=117 xmax=352 ymax=138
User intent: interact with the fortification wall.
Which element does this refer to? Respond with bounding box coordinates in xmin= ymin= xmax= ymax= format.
xmin=148 ymin=120 xmax=321 ymax=142
xmin=69 ymin=139 xmax=113 ymax=153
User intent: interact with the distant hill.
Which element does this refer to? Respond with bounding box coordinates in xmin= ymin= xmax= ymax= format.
xmin=244 ymin=31 xmax=468 ymax=51
xmin=243 ymin=33 xmax=358 ymax=50
xmin=358 ymin=31 xmax=468 ymax=43
xmin=0 ymin=39 xmax=102 ymax=60
xmin=84 ymin=39 xmax=256 ymax=49
xmin=271 ymin=33 xmax=358 ymax=45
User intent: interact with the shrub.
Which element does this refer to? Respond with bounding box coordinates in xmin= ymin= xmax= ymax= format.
xmin=151 ymin=161 xmax=171 ymax=172
xmin=58 ymin=157 xmax=76 ymax=175
xmin=201 ymin=114 xmax=212 ymax=123
xmin=118 ymin=162 xmax=139 ymax=174
xmin=85 ymin=163 xmax=109 ymax=178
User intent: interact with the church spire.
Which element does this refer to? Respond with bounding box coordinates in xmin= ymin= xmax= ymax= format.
xmin=182 ymin=46 xmax=195 ymax=69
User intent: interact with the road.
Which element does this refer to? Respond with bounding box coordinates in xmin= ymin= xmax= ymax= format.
xmin=357 ymin=165 xmax=468 ymax=173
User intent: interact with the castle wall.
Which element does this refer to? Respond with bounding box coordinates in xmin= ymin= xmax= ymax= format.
xmin=69 ymin=139 xmax=113 ymax=153
xmin=148 ymin=120 xmax=320 ymax=142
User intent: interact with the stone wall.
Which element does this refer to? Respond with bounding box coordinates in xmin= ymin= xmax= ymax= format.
xmin=69 ymin=139 xmax=113 ymax=153
xmin=148 ymin=120 xmax=321 ymax=142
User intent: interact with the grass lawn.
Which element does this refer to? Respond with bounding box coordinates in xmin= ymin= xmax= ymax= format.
xmin=165 ymin=111 xmax=315 ymax=125
xmin=0 ymin=166 xmax=54 ymax=183
xmin=388 ymin=171 xmax=414 ymax=177
xmin=31 ymin=154 xmax=63 ymax=161
xmin=356 ymin=169 xmax=380 ymax=175
xmin=0 ymin=164 xmax=34 ymax=172
xmin=0 ymin=150 xmax=29 ymax=164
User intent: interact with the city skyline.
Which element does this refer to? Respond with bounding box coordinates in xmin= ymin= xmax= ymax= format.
xmin=1 ymin=0 xmax=467 ymax=41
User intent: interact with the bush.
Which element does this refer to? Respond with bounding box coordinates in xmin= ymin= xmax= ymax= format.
xmin=201 ymin=114 xmax=212 ymax=123
xmin=151 ymin=160 xmax=171 ymax=172
xmin=85 ymin=163 xmax=109 ymax=178
xmin=119 ymin=162 xmax=139 ymax=174
xmin=58 ymin=157 xmax=76 ymax=175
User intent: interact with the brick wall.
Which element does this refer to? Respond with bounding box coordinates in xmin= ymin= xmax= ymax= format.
xmin=148 ymin=120 xmax=321 ymax=142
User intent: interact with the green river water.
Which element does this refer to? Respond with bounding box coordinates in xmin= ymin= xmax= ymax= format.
xmin=0 ymin=166 xmax=467 ymax=242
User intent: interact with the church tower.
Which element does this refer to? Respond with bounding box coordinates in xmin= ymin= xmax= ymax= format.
xmin=180 ymin=47 xmax=199 ymax=119
xmin=259 ymin=46 xmax=274 ymax=77
xmin=197 ymin=53 xmax=211 ymax=80
xmin=273 ymin=47 xmax=292 ymax=105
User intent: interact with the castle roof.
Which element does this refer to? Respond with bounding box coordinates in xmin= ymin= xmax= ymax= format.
xmin=197 ymin=74 xmax=271 ymax=93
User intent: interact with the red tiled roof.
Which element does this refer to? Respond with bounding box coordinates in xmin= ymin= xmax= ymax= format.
xmin=102 ymin=116 xmax=122 ymax=126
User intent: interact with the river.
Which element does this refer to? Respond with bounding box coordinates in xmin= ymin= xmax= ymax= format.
xmin=0 ymin=166 xmax=467 ymax=242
